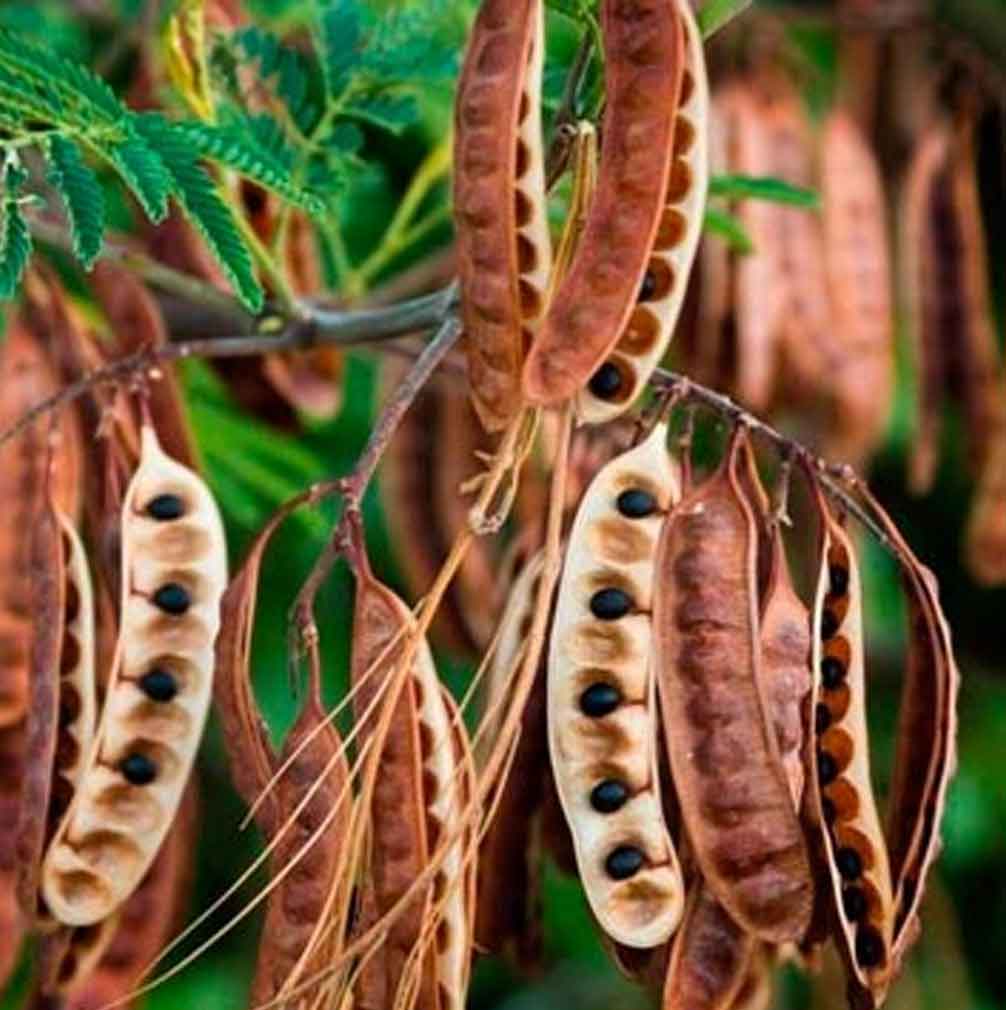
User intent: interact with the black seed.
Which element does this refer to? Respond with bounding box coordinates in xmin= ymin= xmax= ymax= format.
xmin=815 ymin=703 xmax=832 ymax=734
xmin=638 ymin=270 xmax=657 ymax=302
xmin=829 ymin=564 xmax=849 ymax=596
xmin=616 ymin=488 xmax=657 ymax=519
xmin=146 ymin=494 xmax=186 ymax=521
xmin=820 ymin=609 xmax=840 ymax=640
xmin=589 ymin=587 xmax=633 ymax=621
xmin=855 ymin=926 xmax=885 ymax=968
xmin=139 ymin=668 xmax=179 ymax=703
xmin=120 ymin=753 xmax=157 ymax=786
xmin=821 ymin=656 xmax=846 ymax=690
xmin=590 ymin=780 xmax=630 ymax=814
xmin=153 ymin=583 xmax=190 ymax=615
xmin=817 ymin=750 xmax=838 ymax=786
xmin=589 ymin=362 xmax=623 ymax=400
xmin=836 ymin=846 xmax=863 ymax=880
xmin=843 ymin=886 xmax=868 ymax=921
xmin=605 ymin=846 xmax=644 ymax=880
xmin=821 ymin=796 xmax=837 ymax=824
xmin=580 ymin=683 xmax=622 ymax=717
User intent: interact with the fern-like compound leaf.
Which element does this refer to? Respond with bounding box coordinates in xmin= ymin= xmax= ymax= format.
xmin=47 ymin=135 xmax=105 ymax=269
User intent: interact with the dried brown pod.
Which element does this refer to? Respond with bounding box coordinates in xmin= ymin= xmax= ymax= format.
xmin=654 ymin=429 xmax=813 ymax=945
xmin=523 ymin=0 xmax=684 ymax=408
xmin=0 ymin=724 xmax=26 ymax=990
xmin=820 ymin=109 xmax=895 ymax=466
xmin=42 ymin=426 xmax=227 ymax=926
xmin=966 ymin=420 xmax=1006 ymax=586
xmin=576 ymin=0 xmax=709 ymax=424
xmin=805 ymin=488 xmax=894 ymax=1003
xmin=455 ymin=0 xmax=551 ymax=431
xmin=549 ymin=423 xmax=685 ymax=948
xmin=724 ymin=943 xmax=773 ymax=1010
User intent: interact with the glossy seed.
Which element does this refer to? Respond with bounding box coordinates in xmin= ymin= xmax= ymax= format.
xmin=829 ymin=564 xmax=849 ymax=596
xmin=590 ymin=779 xmax=630 ymax=814
xmin=139 ymin=668 xmax=179 ymax=703
xmin=843 ymin=886 xmax=868 ymax=921
xmin=815 ymin=702 xmax=832 ymax=734
xmin=589 ymin=587 xmax=633 ymax=621
xmin=605 ymin=845 xmax=644 ymax=880
xmin=146 ymin=494 xmax=186 ymax=521
xmin=616 ymin=488 xmax=657 ymax=519
xmin=120 ymin=753 xmax=158 ymax=786
xmin=836 ymin=846 xmax=864 ymax=880
xmin=820 ymin=609 xmax=840 ymax=640
xmin=588 ymin=362 xmax=623 ymax=400
xmin=153 ymin=583 xmax=191 ymax=615
xmin=580 ymin=682 xmax=622 ymax=717
xmin=638 ymin=270 xmax=657 ymax=302
xmin=821 ymin=656 xmax=847 ymax=690
xmin=818 ymin=751 xmax=838 ymax=786
xmin=855 ymin=926 xmax=885 ymax=968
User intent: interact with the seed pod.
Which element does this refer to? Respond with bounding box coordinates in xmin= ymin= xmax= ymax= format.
xmin=34 ymin=915 xmax=121 ymax=999
xmin=966 ymin=422 xmax=1006 ymax=586
xmin=663 ymin=886 xmax=757 ymax=1010
xmin=724 ymin=943 xmax=773 ymax=1010
xmin=549 ymin=423 xmax=685 ymax=948
xmin=455 ymin=0 xmax=551 ymax=431
xmin=805 ymin=491 xmax=894 ymax=1002
xmin=523 ymin=0 xmax=684 ymax=408
xmin=576 ymin=0 xmax=708 ymax=424
xmin=0 ymin=724 xmax=25 ymax=990
xmin=654 ymin=430 xmax=813 ymax=944
xmin=820 ymin=109 xmax=895 ymax=466
xmin=42 ymin=426 xmax=227 ymax=926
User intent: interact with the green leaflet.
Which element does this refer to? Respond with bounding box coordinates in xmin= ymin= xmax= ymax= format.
xmin=105 ymin=136 xmax=173 ymax=223
xmin=47 ymin=136 xmax=105 ymax=269
xmin=698 ymin=0 xmax=754 ymax=39
xmin=709 ymin=173 xmax=820 ymax=209
xmin=0 ymin=185 xmax=31 ymax=299
xmin=703 ymin=207 xmax=754 ymax=255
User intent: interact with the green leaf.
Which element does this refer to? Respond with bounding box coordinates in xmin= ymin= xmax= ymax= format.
xmin=47 ymin=136 xmax=104 ymax=269
xmin=698 ymin=0 xmax=753 ymax=39
xmin=709 ymin=173 xmax=820 ymax=209
xmin=231 ymin=26 xmax=318 ymax=131
xmin=106 ymin=135 xmax=173 ymax=222
xmin=703 ymin=207 xmax=753 ymax=254
xmin=0 ymin=191 xmax=31 ymax=299
xmin=314 ymin=1 xmax=362 ymax=94
xmin=343 ymin=92 xmax=418 ymax=134
xmin=133 ymin=114 xmax=262 ymax=312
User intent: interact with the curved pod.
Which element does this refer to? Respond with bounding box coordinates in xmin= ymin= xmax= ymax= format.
xmin=548 ymin=423 xmax=684 ymax=948
xmin=42 ymin=426 xmax=227 ymax=926
xmin=524 ymin=0 xmax=684 ymax=407
xmin=455 ymin=0 xmax=551 ymax=431
xmin=576 ymin=0 xmax=708 ymax=423
xmin=654 ymin=432 xmax=813 ymax=944
xmin=807 ymin=503 xmax=894 ymax=1000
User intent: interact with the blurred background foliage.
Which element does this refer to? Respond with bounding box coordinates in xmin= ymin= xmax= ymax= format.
xmin=0 ymin=0 xmax=1003 ymax=1008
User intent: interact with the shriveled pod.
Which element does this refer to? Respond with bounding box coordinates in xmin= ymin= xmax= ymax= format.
xmin=966 ymin=421 xmax=1006 ymax=586
xmin=663 ymin=886 xmax=757 ymax=1010
xmin=576 ymin=0 xmax=709 ymax=423
xmin=34 ymin=915 xmax=121 ymax=999
xmin=523 ymin=0 xmax=684 ymax=408
xmin=454 ymin=0 xmax=552 ymax=431
xmin=654 ymin=430 xmax=813 ymax=945
xmin=42 ymin=425 xmax=227 ymax=926
xmin=548 ymin=423 xmax=685 ymax=948
xmin=820 ymin=109 xmax=895 ymax=466
xmin=806 ymin=491 xmax=894 ymax=1001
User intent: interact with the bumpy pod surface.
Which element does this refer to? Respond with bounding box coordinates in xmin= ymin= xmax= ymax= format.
xmin=807 ymin=502 xmax=894 ymax=1001
xmin=42 ymin=426 xmax=227 ymax=926
xmin=549 ymin=423 xmax=684 ymax=948
xmin=455 ymin=0 xmax=551 ymax=431
xmin=576 ymin=0 xmax=708 ymax=424
xmin=523 ymin=0 xmax=684 ymax=407
xmin=654 ymin=433 xmax=813 ymax=944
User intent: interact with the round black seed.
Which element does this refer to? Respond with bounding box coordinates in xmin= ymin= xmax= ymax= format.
xmin=120 ymin=753 xmax=157 ymax=786
xmin=815 ymin=702 xmax=832 ymax=734
xmin=580 ymin=683 xmax=622 ymax=718
xmin=616 ymin=488 xmax=657 ymax=519
xmin=829 ymin=564 xmax=849 ymax=596
xmin=836 ymin=846 xmax=863 ymax=880
xmin=153 ymin=583 xmax=190 ymax=615
xmin=817 ymin=750 xmax=838 ymax=786
xmin=855 ymin=926 xmax=885 ymax=968
xmin=820 ymin=609 xmax=840 ymax=640
xmin=590 ymin=780 xmax=630 ymax=814
xmin=139 ymin=668 xmax=179 ymax=703
xmin=146 ymin=494 xmax=186 ymax=521
xmin=821 ymin=796 xmax=837 ymax=824
xmin=638 ymin=270 xmax=657 ymax=301
xmin=605 ymin=845 xmax=644 ymax=880
xmin=842 ymin=886 xmax=868 ymax=921
xmin=821 ymin=656 xmax=847 ymax=690
xmin=589 ymin=587 xmax=633 ymax=621
xmin=589 ymin=362 xmax=623 ymax=400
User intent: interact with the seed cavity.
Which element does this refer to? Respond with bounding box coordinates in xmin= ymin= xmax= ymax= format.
xmin=153 ymin=583 xmax=191 ymax=615
xmin=590 ymin=779 xmax=630 ymax=814
xmin=835 ymin=846 xmax=863 ymax=881
xmin=580 ymin=682 xmax=622 ymax=718
xmin=120 ymin=753 xmax=158 ymax=786
xmin=817 ymin=750 xmax=838 ymax=786
xmin=821 ymin=656 xmax=847 ymax=690
xmin=588 ymin=362 xmax=623 ymax=400
xmin=855 ymin=925 xmax=885 ymax=968
xmin=146 ymin=494 xmax=186 ymax=521
xmin=829 ymin=564 xmax=850 ymax=596
xmin=842 ymin=886 xmax=868 ymax=921
xmin=589 ymin=587 xmax=633 ymax=621
xmin=815 ymin=702 xmax=832 ymax=733
xmin=820 ymin=609 xmax=840 ymax=640
xmin=616 ymin=488 xmax=657 ymax=519
xmin=605 ymin=845 xmax=644 ymax=881
xmin=638 ymin=270 xmax=657 ymax=302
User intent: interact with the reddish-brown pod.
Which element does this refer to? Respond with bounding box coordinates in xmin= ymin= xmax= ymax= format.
xmin=523 ymin=0 xmax=684 ymax=408
xmin=0 ymin=724 xmax=25 ymax=990
xmin=455 ymin=0 xmax=551 ymax=431
xmin=966 ymin=422 xmax=1006 ymax=586
xmin=654 ymin=429 xmax=813 ymax=944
